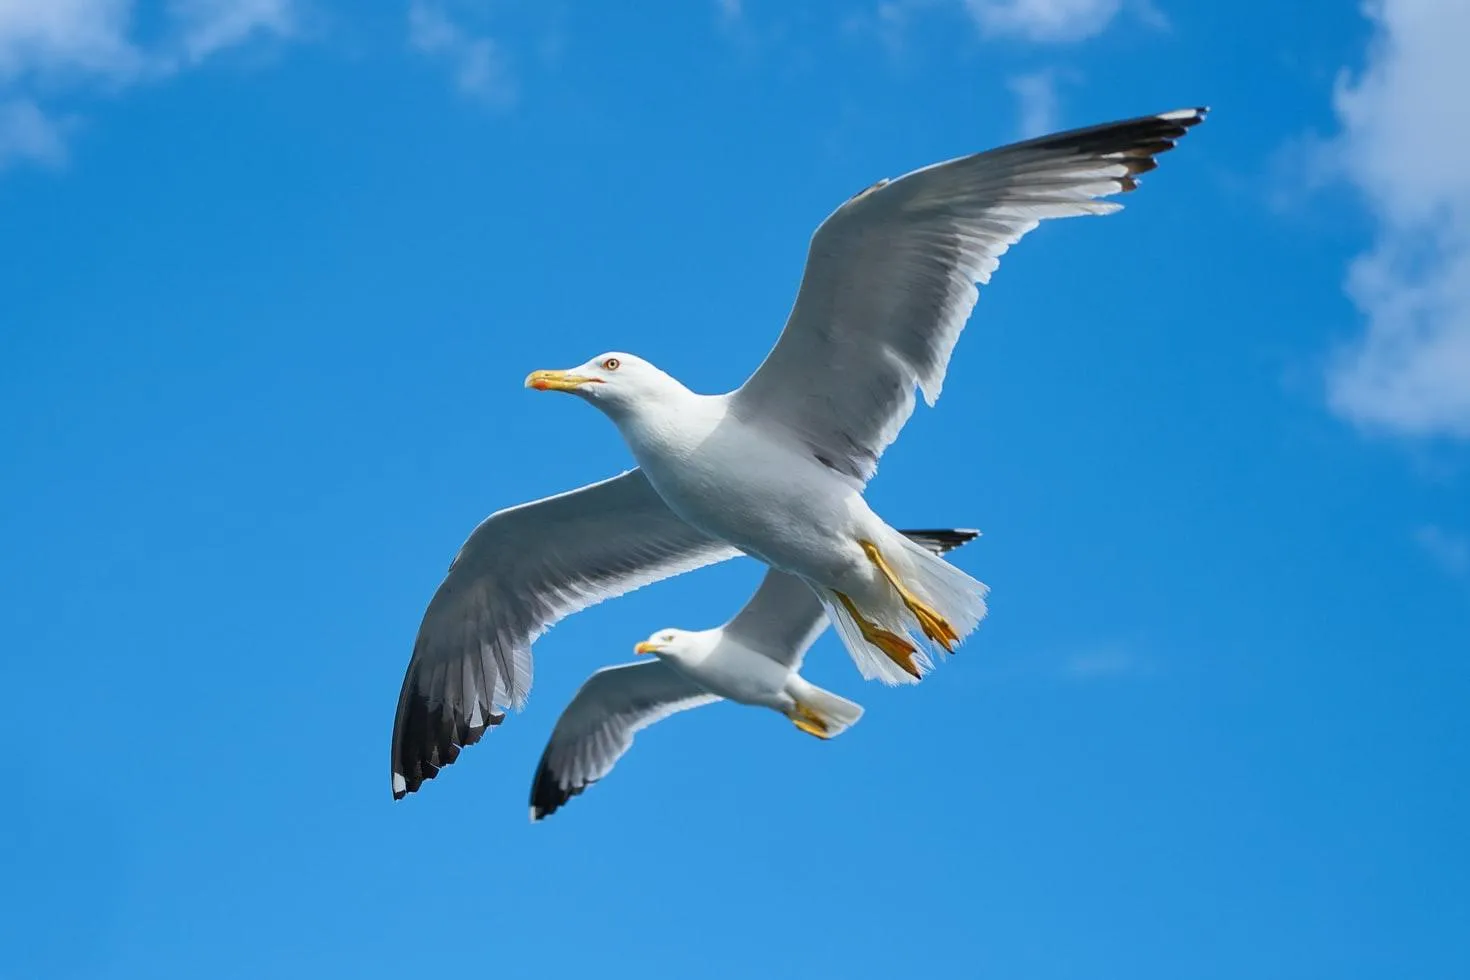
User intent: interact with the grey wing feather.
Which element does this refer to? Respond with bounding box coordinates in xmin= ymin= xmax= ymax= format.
xmin=720 ymin=567 xmax=828 ymax=669
xmin=731 ymin=108 xmax=1207 ymax=485
xmin=392 ymin=469 xmax=740 ymax=799
xmin=529 ymin=660 xmax=719 ymax=820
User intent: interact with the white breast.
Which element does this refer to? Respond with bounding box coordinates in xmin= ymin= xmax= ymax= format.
xmin=620 ymin=395 xmax=866 ymax=577
xmin=669 ymin=634 xmax=790 ymax=709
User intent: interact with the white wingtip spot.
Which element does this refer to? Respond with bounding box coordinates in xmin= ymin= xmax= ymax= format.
xmin=392 ymin=772 xmax=407 ymax=795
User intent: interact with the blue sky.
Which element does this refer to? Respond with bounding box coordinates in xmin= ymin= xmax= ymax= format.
xmin=3 ymin=1 xmax=1469 ymax=977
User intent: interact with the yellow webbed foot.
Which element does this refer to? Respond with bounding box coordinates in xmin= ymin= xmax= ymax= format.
xmin=835 ymin=590 xmax=921 ymax=679
xmin=859 ymin=540 xmax=959 ymax=653
xmin=789 ymin=702 xmax=832 ymax=740
xmin=910 ymin=600 xmax=959 ymax=652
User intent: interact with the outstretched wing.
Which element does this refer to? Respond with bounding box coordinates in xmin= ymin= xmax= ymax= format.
xmin=731 ymin=108 xmax=1207 ymax=485
xmin=529 ymin=660 xmax=719 ymax=821
xmin=722 ymin=528 xmax=981 ymax=668
xmin=393 ymin=469 xmax=740 ymax=799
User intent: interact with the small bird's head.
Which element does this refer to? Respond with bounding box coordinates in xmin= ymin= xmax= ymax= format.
xmin=633 ymin=627 xmax=708 ymax=663
xmin=524 ymin=352 xmax=681 ymax=418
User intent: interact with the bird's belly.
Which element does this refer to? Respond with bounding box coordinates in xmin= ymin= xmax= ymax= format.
xmin=636 ymin=429 xmax=864 ymax=582
xmin=674 ymin=647 xmax=788 ymax=709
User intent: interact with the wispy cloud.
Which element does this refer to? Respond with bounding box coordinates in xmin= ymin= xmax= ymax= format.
xmin=716 ymin=0 xmax=743 ymax=27
xmin=1060 ymin=644 xmax=1150 ymax=681
xmin=167 ymin=0 xmax=296 ymax=65
xmin=408 ymin=1 xmax=515 ymax=108
xmin=1007 ymin=68 xmax=1059 ymax=137
xmin=845 ymin=1 xmax=1143 ymax=131
xmin=1415 ymin=525 xmax=1470 ymax=578
xmin=0 ymin=1 xmax=144 ymax=83
xmin=964 ymin=0 xmax=1122 ymax=43
xmin=0 ymin=98 xmax=71 ymax=170
xmin=1325 ymin=0 xmax=1470 ymax=439
xmin=0 ymin=0 xmax=298 ymax=174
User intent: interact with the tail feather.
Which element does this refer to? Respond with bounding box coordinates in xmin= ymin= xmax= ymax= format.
xmin=821 ymin=529 xmax=988 ymax=686
xmin=788 ymin=677 xmax=864 ymax=737
xmin=900 ymin=528 xmax=980 ymax=556
xmin=893 ymin=532 xmax=989 ymax=649
xmin=821 ymin=592 xmax=930 ymax=685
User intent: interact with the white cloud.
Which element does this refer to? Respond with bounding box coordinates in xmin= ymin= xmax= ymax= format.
xmin=0 ymin=97 xmax=70 ymax=169
xmin=168 ymin=0 xmax=296 ymax=65
xmin=408 ymin=1 xmax=515 ymax=107
xmin=0 ymin=0 xmax=142 ymax=83
xmin=1007 ymin=69 xmax=1058 ymax=137
xmin=965 ymin=0 xmax=1122 ymax=43
xmin=1326 ymin=0 xmax=1470 ymax=438
xmin=0 ymin=0 xmax=298 ymax=173
xmin=1415 ymin=525 xmax=1470 ymax=578
xmin=847 ymin=0 xmax=1147 ymax=56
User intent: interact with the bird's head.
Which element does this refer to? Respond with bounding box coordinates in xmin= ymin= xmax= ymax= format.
xmin=524 ymin=352 xmax=682 ymax=418
xmin=633 ymin=627 xmax=710 ymax=664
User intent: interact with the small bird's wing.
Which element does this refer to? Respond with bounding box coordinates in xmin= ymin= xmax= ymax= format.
xmin=393 ymin=468 xmax=740 ymax=799
xmin=723 ymin=528 xmax=981 ymax=669
xmin=529 ymin=660 xmax=719 ymax=820
xmin=729 ymin=108 xmax=1207 ymax=485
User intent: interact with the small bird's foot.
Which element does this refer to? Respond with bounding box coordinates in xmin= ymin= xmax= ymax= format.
xmin=835 ymin=590 xmax=920 ymax=679
xmin=788 ymin=701 xmax=832 ymax=740
xmin=859 ymin=539 xmax=959 ymax=652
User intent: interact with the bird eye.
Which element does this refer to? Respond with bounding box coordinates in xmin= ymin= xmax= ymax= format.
xmin=602 ymin=357 xmax=620 ymax=371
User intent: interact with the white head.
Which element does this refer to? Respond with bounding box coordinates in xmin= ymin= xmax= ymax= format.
xmin=524 ymin=352 xmax=686 ymax=421
xmin=632 ymin=627 xmax=716 ymax=664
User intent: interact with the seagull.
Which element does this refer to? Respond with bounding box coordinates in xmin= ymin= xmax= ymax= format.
xmin=529 ymin=529 xmax=979 ymax=820
xmin=392 ymin=107 xmax=1207 ymax=799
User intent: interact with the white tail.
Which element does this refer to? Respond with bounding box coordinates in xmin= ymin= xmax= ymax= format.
xmin=787 ymin=676 xmax=864 ymax=737
xmin=823 ymin=591 xmax=930 ymax=685
xmin=893 ymin=531 xmax=989 ymax=644
xmin=821 ymin=530 xmax=989 ymax=687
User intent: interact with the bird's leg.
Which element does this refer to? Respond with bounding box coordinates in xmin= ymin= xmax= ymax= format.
xmin=787 ymin=702 xmax=832 ymax=740
xmin=834 ymin=591 xmax=920 ymax=679
xmin=860 ymin=540 xmax=960 ymax=652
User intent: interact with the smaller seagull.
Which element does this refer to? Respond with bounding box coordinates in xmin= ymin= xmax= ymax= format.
xmin=529 ymin=529 xmax=978 ymax=820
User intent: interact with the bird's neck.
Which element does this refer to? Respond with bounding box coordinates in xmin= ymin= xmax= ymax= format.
xmin=605 ymin=384 xmax=723 ymax=458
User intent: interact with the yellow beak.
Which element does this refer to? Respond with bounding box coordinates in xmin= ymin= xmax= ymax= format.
xmin=633 ymin=641 xmax=660 ymax=656
xmin=525 ymin=369 xmax=602 ymax=393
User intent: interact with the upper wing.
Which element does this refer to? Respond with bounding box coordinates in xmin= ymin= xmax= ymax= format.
xmin=529 ymin=660 xmax=719 ymax=821
xmin=722 ymin=527 xmax=981 ymax=669
xmin=392 ymin=469 xmax=740 ymax=799
xmin=730 ymin=108 xmax=1207 ymax=485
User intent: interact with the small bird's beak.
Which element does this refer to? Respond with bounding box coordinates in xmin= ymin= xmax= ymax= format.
xmin=633 ymin=641 xmax=660 ymax=656
xmin=525 ymin=369 xmax=602 ymax=393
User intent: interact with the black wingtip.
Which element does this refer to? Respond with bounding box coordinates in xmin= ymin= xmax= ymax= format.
xmin=899 ymin=528 xmax=981 ymax=555
xmin=1022 ymin=105 xmax=1209 ymax=186
xmin=390 ymin=702 xmax=505 ymax=801
xmin=1164 ymin=106 xmax=1209 ymax=122
xmin=528 ymin=751 xmax=594 ymax=822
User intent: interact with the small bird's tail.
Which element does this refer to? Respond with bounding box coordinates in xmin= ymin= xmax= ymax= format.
xmin=785 ymin=676 xmax=864 ymax=739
